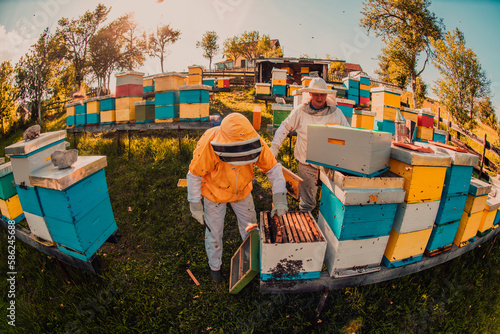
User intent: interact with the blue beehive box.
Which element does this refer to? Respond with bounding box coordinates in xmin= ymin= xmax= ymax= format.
xmin=86 ymin=113 xmax=100 ymax=125
xmin=155 ymin=91 xmax=179 ymax=106
xmin=272 ymin=85 xmax=286 ymax=96
xmin=0 ymin=163 xmax=16 ymax=200
xmin=155 ymin=105 xmax=179 ymax=121
xmin=29 ymin=156 xmax=118 ymax=261
xmin=100 ymin=96 xmax=116 ymax=111
xmin=374 ymin=119 xmax=395 ymax=135
xmin=66 ymin=115 xmax=76 ymax=127
xmin=16 ymin=185 xmax=43 ymax=216
xmin=179 ymin=88 xmax=209 ymax=104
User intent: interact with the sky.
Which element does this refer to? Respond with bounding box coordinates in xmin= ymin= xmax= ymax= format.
xmin=0 ymin=0 xmax=499 ymax=115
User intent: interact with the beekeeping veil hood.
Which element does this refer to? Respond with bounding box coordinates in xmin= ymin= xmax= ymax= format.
xmin=210 ymin=113 xmax=262 ymax=166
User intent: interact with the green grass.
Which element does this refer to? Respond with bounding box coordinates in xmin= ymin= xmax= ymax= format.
xmin=1 ymin=88 xmax=500 ymax=333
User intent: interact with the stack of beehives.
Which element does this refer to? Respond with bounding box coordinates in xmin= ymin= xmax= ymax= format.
xmin=0 ymin=161 xmax=24 ymax=224
xmin=99 ymin=95 xmax=116 ymax=125
xmin=178 ymin=84 xmax=211 ymax=122
xmin=153 ymin=72 xmax=186 ymax=122
xmin=271 ymin=68 xmax=287 ymax=96
xmin=342 ymin=77 xmax=360 ymax=106
xmin=371 ymin=86 xmax=402 ymax=134
xmin=115 ymin=71 xmax=144 ymax=124
xmin=416 ymin=108 xmax=435 ymax=142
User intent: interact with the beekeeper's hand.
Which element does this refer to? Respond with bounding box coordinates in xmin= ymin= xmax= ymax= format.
xmin=189 ymin=201 xmax=205 ymax=225
xmin=271 ymin=192 xmax=288 ymax=217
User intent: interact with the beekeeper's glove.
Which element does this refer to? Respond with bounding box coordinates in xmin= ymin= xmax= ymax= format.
xmin=189 ymin=201 xmax=205 ymax=225
xmin=271 ymin=192 xmax=288 ymax=217
xmin=270 ymin=144 xmax=280 ymax=158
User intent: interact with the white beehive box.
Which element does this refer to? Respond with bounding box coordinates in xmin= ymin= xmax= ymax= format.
xmin=306 ymin=125 xmax=392 ymax=177
xmin=5 ymin=130 xmax=67 ymax=186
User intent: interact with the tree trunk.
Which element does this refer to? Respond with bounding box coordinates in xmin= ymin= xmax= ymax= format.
xmin=410 ymin=73 xmax=417 ymax=109
xmin=160 ymin=52 xmax=164 ymax=73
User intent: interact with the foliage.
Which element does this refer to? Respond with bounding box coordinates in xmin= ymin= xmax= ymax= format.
xmin=15 ymin=28 xmax=67 ymax=124
xmin=119 ymin=13 xmax=147 ymax=72
xmin=0 ymin=61 xmax=17 ymax=134
xmin=431 ymin=28 xmax=491 ymax=129
xmin=361 ymin=0 xmax=444 ymax=107
xmin=222 ymin=31 xmax=282 ymax=65
xmin=56 ymin=3 xmax=110 ymax=89
xmin=146 ymin=24 xmax=181 ymax=73
xmin=477 ymin=96 xmax=497 ymax=130
xmin=196 ymin=31 xmax=219 ymax=71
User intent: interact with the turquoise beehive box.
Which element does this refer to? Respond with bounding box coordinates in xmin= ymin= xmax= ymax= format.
xmin=29 ymin=156 xmax=118 ymax=261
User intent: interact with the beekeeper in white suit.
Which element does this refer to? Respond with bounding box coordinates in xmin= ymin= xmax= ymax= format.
xmin=187 ymin=112 xmax=288 ymax=283
xmin=270 ymin=77 xmax=350 ymax=212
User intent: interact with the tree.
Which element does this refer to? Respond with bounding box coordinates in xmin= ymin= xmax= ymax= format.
xmin=196 ymin=31 xmax=219 ymax=71
xmin=360 ymin=0 xmax=444 ymax=107
xmin=257 ymin=35 xmax=282 ymax=58
xmin=0 ymin=61 xmax=17 ymax=133
xmin=56 ymin=3 xmax=110 ymax=91
xmin=15 ymin=28 xmax=66 ymax=124
xmin=119 ymin=13 xmax=147 ymax=71
xmin=222 ymin=36 xmax=242 ymax=63
xmin=431 ymin=28 xmax=491 ymax=128
xmin=147 ymin=24 xmax=181 ymax=73
xmin=477 ymin=96 xmax=497 ymax=129
xmin=239 ymin=31 xmax=260 ymax=61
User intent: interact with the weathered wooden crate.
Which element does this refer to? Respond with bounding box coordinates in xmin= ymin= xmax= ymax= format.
xmin=389 ymin=145 xmax=451 ymax=203
xmin=179 ymin=103 xmax=209 ymax=122
xmin=5 ymin=130 xmax=67 ymax=186
xmin=317 ymin=212 xmax=389 ymax=277
xmin=392 ymin=200 xmax=440 ymax=234
xmin=319 ymin=168 xmax=405 ymax=241
xmin=383 ymin=227 xmax=433 ymax=268
xmin=259 ymin=211 xmax=326 ymax=281
xmin=425 ymin=219 xmax=461 ymax=256
xmin=29 ymin=156 xmax=118 ymax=261
xmin=229 ymin=229 xmax=259 ymax=294
xmin=0 ymin=162 xmax=16 ymax=200
xmin=306 ymin=125 xmax=392 ymax=177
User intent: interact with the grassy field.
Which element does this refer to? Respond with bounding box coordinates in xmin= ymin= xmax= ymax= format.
xmin=1 ymin=88 xmax=500 ymax=333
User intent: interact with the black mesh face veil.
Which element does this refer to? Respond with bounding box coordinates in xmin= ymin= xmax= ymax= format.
xmin=211 ymin=137 xmax=262 ymax=165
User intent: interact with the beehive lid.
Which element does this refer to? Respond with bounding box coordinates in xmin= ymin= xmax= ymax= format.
xmin=370 ymin=86 xmax=403 ymax=95
xmin=5 ymin=130 xmax=67 ymax=157
xmin=134 ymin=101 xmax=147 ymax=106
xmin=29 ymin=155 xmax=107 ymax=191
xmin=65 ymin=101 xmax=80 ymax=108
xmin=85 ymin=96 xmax=103 ymax=103
xmin=419 ymin=108 xmax=434 ymax=117
xmin=115 ymin=71 xmax=144 ymax=78
xmin=336 ymin=98 xmax=355 ymax=105
xmin=402 ymin=107 xmax=419 ymax=114
xmin=486 ymin=196 xmax=500 ymax=211
xmin=469 ymin=177 xmax=491 ymax=197
xmin=0 ymin=161 xmax=13 ymax=177
xmin=413 ymin=142 xmax=478 ymax=167
xmin=271 ymin=68 xmax=287 ymax=73
xmin=321 ymin=167 xmax=404 ymax=190
xmin=343 ymin=77 xmax=360 ymax=82
xmin=390 ymin=144 xmax=452 ymax=167
xmin=255 ymin=82 xmax=271 ymax=86
xmin=354 ymin=109 xmax=376 ymax=117
xmin=271 ymin=103 xmax=293 ymax=111
xmin=153 ymin=72 xmax=187 ymax=78
xmin=178 ymin=84 xmax=211 ymax=91
xmin=101 ymin=95 xmax=115 ymax=100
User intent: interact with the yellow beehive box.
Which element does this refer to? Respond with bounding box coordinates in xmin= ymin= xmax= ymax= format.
xmin=188 ymin=66 xmax=203 ymax=76
xmin=0 ymin=194 xmax=23 ymax=220
xmin=188 ymin=74 xmax=202 ymax=85
xmin=301 ymin=66 xmax=309 ymax=74
xmin=100 ymin=110 xmax=116 ymax=123
xmin=115 ymin=108 xmax=135 ymax=123
xmin=371 ymin=87 xmax=401 ymax=109
xmin=371 ymin=105 xmax=399 ymax=121
xmin=359 ymin=83 xmax=370 ymax=91
xmin=478 ymin=209 xmax=497 ymax=234
xmin=383 ymin=227 xmax=433 ymax=262
xmin=464 ymin=194 xmax=488 ymax=214
xmin=417 ymin=126 xmax=434 ymax=141
xmin=66 ymin=105 xmax=76 ymax=116
xmin=115 ymin=96 xmax=142 ymax=111
xmin=86 ymin=98 xmax=100 ymax=114
xmin=454 ymin=211 xmax=483 ymax=247
xmin=401 ymin=107 xmax=419 ymax=124
xmin=154 ymin=72 xmax=187 ymax=92
xmin=389 ymin=148 xmax=450 ymax=203
xmin=301 ymin=76 xmax=312 ymax=87
xmin=255 ymin=83 xmax=271 ymax=96
xmin=143 ymin=77 xmax=154 ymax=87
xmin=272 ymin=79 xmax=286 ymax=86
xmin=288 ymin=84 xmax=301 ymax=97
xmin=352 ymin=109 xmax=376 ymax=130
xmin=179 ymin=103 xmax=209 ymax=120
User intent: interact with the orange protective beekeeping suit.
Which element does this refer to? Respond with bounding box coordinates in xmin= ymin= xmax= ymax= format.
xmin=189 ymin=113 xmax=278 ymax=203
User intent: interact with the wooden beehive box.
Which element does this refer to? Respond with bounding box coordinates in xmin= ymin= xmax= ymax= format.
xmin=319 ymin=168 xmax=405 ymax=241
xmin=259 ymin=211 xmax=326 ymax=281
xmin=115 ymin=71 xmax=144 ymax=86
xmin=389 ymin=144 xmax=451 ymax=203
xmin=0 ymin=162 xmax=16 ymax=200
xmin=372 ymin=105 xmax=399 ymax=121
xmin=155 ymin=105 xmax=179 ymax=122
xmin=433 ymin=129 xmax=448 ymax=143
xmin=383 ymin=227 xmax=433 ymax=268
xmin=336 ymin=98 xmax=355 ymax=118
xmin=425 ymin=219 xmax=461 ymax=256
xmin=29 ymin=156 xmax=118 ymax=261
xmin=288 ymin=84 xmax=301 ymax=97
xmin=454 ymin=210 xmax=483 ymax=247
xmin=5 ymin=130 xmax=67 ymax=187
xmin=100 ymin=110 xmax=116 ymax=125
xmin=217 ymin=77 xmax=229 ymax=88
xmin=255 ymin=83 xmax=271 ymax=96
xmin=154 ymin=72 xmax=187 ymax=92
xmin=23 ymin=211 xmax=53 ymax=242
xmin=271 ymin=68 xmax=287 ymax=81
xmin=179 ymin=103 xmax=209 ymax=122
xmin=272 ymin=103 xmax=293 ymax=128
xmin=478 ymin=196 xmax=500 ymax=235
xmin=418 ymin=109 xmax=434 ymax=128
xmin=352 ymin=109 xmax=376 ymax=130
xmin=317 ymin=211 xmax=389 ymax=277
xmin=202 ymin=77 xmax=216 ymax=88
xmin=229 ymin=229 xmax=259 ymax=294
xmin=134 ymin=101 xmax=155 ymax=123
xmin=435 ymin=194 xmax=468 ymax=225
xmin=370 ymin=87 xmax=401 ymax=109
xmin=306 ymin=125 xmax=392 ymax=178
xmin=401 ymin=107 xmax=419 ymax=124
xmin=392 ymin=200 xmax=440 ymax=234
xmin=0 ymin=194 xmax=23 ymax=221
xmin=100 ymin=96 xmax=115 ymax=111
xmin=178 ymin=85 xmax=211 ymax=104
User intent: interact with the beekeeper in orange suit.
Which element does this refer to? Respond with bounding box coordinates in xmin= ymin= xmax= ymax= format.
xmin=187 ymin=113 xmax=288 ymax=282
xmin=270 ymin=77 xmax=350 ymax=212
